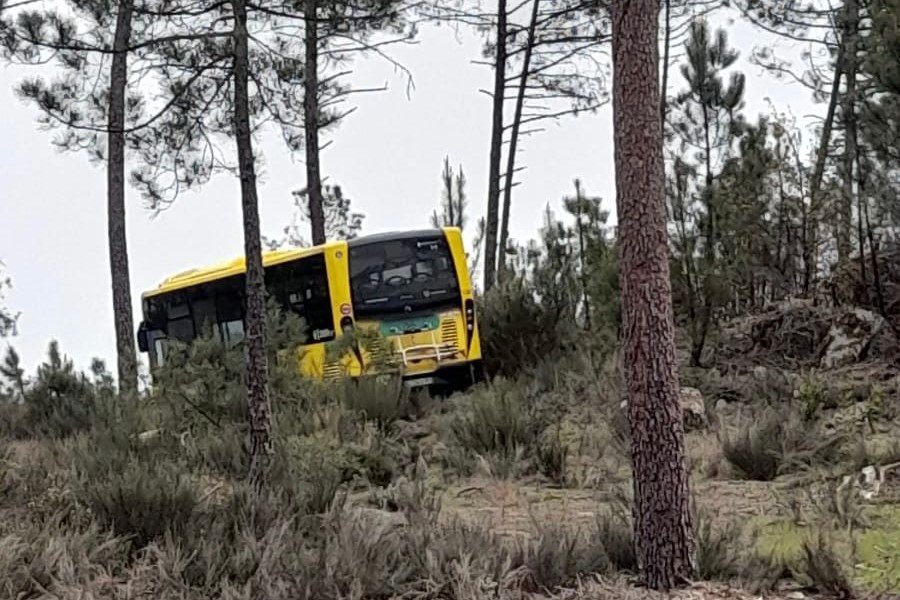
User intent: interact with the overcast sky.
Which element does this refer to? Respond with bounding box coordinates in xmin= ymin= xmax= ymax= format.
xmin=1 ymin=9 xmax=818 ymax=374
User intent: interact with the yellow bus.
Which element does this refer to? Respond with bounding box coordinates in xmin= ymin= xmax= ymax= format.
xmin=136 ymin=227 xmax=483 ymax=389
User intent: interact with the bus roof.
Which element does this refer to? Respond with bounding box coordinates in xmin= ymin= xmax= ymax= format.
xmin=143 ymin=227 xmax=460 ymax=299
xmin=143 ymin=240 xmax=344 ymax=299
xmin=347 ymin=227 xmax=453 ymax=248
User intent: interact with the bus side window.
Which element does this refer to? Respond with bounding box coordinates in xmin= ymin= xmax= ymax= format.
xmin=220 ymin=320 xmax=244 ymax=343
xmin=267 ymin=254 xmax=335 ymax=343
xmin=167 ymin=300 xmax=194 ymax=343
xmin=214 ymin=278 xmax=245 ymax=345
xmin=192 ymin=295 xmax=218 ymax=340
xmin=153 ymin=337 xmax=167 ymax=367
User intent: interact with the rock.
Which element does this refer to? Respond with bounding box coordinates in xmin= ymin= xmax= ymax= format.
xmin=820 ymin=308 xmax=887 ymax=369
xmin=715 ymin=398 xmax=729 ymax=413
xmin=136 ymin=429 xmax=162 ymax=443
xmin=680 ymin=387 xmax=708 ymax=432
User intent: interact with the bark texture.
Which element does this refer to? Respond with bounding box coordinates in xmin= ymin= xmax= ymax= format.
xmin=611 ymin=0 xmax=696 ymax=590
xmin=483 ymin=0 xmax=507 ymax=291
xmin=232 ymin=0 xmax=273 ymax=492
xmin=305 ymin=0 xmax=326 ymax=245
xmin=107 ymin=0 xmax=138 ymax=397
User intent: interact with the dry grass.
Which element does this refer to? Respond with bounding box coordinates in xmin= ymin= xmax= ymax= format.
xmin=2 ymin=331 xmax=899 ymax=598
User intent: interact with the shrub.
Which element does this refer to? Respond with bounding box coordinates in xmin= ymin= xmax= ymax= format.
xmin=151 ymin=331 xmax=246 ymax=429
xmin=77 ymin=455 xmax=200 ymax=549
xmin=448 ymin=379 xmax=539 ymax=477
xmin=188 ymin=422 xmax=249 ymax=477
xmin=796 ymin=532 xmax=855 ymax=598
xmin=152 ymin=300 xmax=316 ymax=434
xmin=694 ymin=506 xmax=744 ymax=581
xmin=347 ymin=429 xmax=409 ymax=488
xmin=721 ymin=405 xmax=844 ymax=481
xmin=536 ymin=425 xmax=569 ymax=487
xmin=0 ymin=522 xmax=129 ymax=599
xmin=1 ymin=341 xmax=107 ymax=439
xmin=518 ymin=518 xmax=611 ymax=591
xmin=329 ymin=375 xmax=415 ymax=432
xmin=594 ymin=500 xmax=637 ymax=572
xmin=477 ymin=277 xmax=578 ymax=379
xmin=278 ymin=432 xmax=358 ymax=514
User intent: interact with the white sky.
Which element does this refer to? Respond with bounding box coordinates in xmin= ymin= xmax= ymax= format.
xmin=1 ymin=10 xmax=819 ymax=373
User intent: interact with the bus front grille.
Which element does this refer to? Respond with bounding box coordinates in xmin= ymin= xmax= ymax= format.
xmin=440 ymin=319 xmax=459 ymax=346
xmin=323 ymin=361 xmax=343 ymax=380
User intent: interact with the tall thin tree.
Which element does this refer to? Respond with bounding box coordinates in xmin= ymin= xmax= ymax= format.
xmin=304 ymin=0 xmax=326 ymax=245
xmin=2 ymin=0 xmax=140 ymax=394
xmin=232 ymin=0 xmax=272 ymax=491
xmin=108 ymin=0 xmax=138 ymax=396
xmin=497 ymin=0 xmax=539 ymax=281
xmin=611 ymin=0 xmax=695 ymax=589
xmin=483 ymin=0 xmax=507 ymax=291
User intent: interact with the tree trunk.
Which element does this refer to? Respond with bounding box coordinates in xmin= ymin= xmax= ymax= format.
xmin=804 ymin=40 xmax=845 ymax=295
xmin=611 ymin=0 xmax=696 ymax=590
xmin=498 ymin=0 xmax=538 ymax=283
xmin=574 ymin=180 xmax=592 ymax=331
xmin=660 ymin=0 xmax=671 ymax=123
xmin=858 ymin=153 xmax=887 ymax=325
xmin=233 ymin=0 xmax=273 ymax=492
xmin=483 ymin=0 xmax=507 ymax=291
xmin=107 ymin=0 xmax=137 ymax=397
xmin=838 ymin=0 xmax=859 ymax=266
xmin=691 ymin=103 xmax=715 ymax=368
xmin=305 ymin=0 xmax=326 ymax=245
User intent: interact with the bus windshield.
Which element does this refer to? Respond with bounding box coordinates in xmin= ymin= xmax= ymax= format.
xmin=349 ymin=235 xmax=461 ymax=317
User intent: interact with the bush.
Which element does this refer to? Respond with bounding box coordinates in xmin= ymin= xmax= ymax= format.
xmin=721 ymin=405 xmax=844 ymax=481
xmin=77 ymin=455 xmax=200 ymax=549
xmin=0 ymin=522 xmax=129 ymax=599
xmin=796 ymin=532 xmax=855 ymax=598
xmin=188 ymin=422 xmax=249 ymax=477
xmin=536 ymin=425 xmax=569 ymax=487
xmin=152 ymin=300 xmax=316 ymax=434
xmin=329 ymin=375 xmax=415 ymax=432
xmin=447 ymin=379 xmax=542 ymax=477
xmin=694 ymin=506 xmax=744 ymax=581
xmin=277 ymin=432 xmax=358 ymax=514
xmin=594 ymin=498 xmax=637 ymax=572
xmin=1 ymin=342 xmax=109 ymax=439
xmin=517 ymin=518 xmax=611 ymax=591
xmin=477 ymin=277 xmax=579 ymax=379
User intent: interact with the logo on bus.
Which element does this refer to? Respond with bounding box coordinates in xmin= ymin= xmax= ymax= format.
xmin=340 ymin=303 xmax=352 ymax=316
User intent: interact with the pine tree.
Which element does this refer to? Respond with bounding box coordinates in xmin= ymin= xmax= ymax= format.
xmin=268 ymin=184 xmax=365 ymax=248
xmin=425 ymin=0 xmax=607 ymax=290
xmin=2 ymin=0 xmax=143 ymax=394
xmin=611 ymin=0 xmax=695 ymax=589
xmin=0 ymin=345 xmax=26 ymax=400
xmin=670 ymin=19 xmax=745 ymax=366
xmin=431 ymin=156 xmax=467 ymax=229
xmin=0 ymin=263 xmax=16 ymax=338
xmin=301 ymin=0 xmax=414 ymax=244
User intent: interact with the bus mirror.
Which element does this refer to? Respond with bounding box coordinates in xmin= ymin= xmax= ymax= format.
xmin=137 ymin=322 xmax=149 ymax=353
